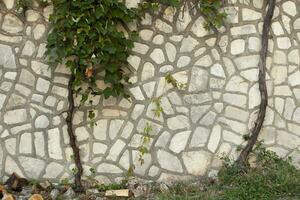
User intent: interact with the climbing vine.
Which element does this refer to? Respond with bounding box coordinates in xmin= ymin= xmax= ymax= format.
xmin=17 ymin=0 xmax=227 ymax=193
xmin=137 ymin=74 xmax=187 ymax=167
xmin=236 ymin=0 xmax=276 ymax=168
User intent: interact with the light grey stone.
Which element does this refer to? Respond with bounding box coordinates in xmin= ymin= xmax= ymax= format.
xmin=169 ymin=131 xmax=191 ymax=153
xmin=223 ymin=130 xmax=243 ymax=145
xmin=36 ymin=78 xmax=50 ymax=93
xmin=5 ymin=138 xmax=16 ymax=155
xmin=191 ymin=16 xmax=209 ymax=37
xmin=109 ymin=120 xmax=124 ymax=140
xmin=45 ymin=96 xmax=57 ymax=107
xmin=224 ymin=6 xmax=238 ymax=23
xmin=93 ymin=142 xmax=107 ymax=154
xmin=180 ymin=36 xmax=199 ymax=52
xmin=33 ymin=24 xmax=46 ymax=40
xmin=253 ymin=0 xmax=263 ymax=8
xmin=0 ymin=94 xmax=6 ymax=110
xmin=4 ymin=72 xmax=16 ymax=80
xmin=258 ymin=127 xmax=276 ymax=145
xmin=150 ymin=48 xmax=165 ymax=64
xmin=152 ymin=34 xmax=164 ymax=44
xmin=25 ymin=10 xmax=40 ymax=22
xmin=274 ymin=86 xmax=292 ymax=96
xmin=34 ymin=132 xmax=45 ymax=157
xmin=36 ymin=43 xmax=47 ymax=58
xmin=225 ymin=106 xmax=249 ymax=122
xmin=282 ymin=1 xmax=297 ymax=16
xmin=20 ymin=132 xmax=32 ymax=154
xmin=177 ymin=56 xmax=191 ymax=68
xmin=140 ymin=13 xmax=152 ymax=26
xmin=2 ymin=13 xmax=23 ymax=33
xmin=165 ymin=42 xmax=176 ymax=62
xmin=155 ymin=131 xmax=171 ymax=147
xmin=272 ymin=21 xmax=284 ymax=36
xmin=224 ymin=93 xmax=247 ymax=108
xmin=200 ymin=111 xmax=217 ymax=126
xmin=155 ymin=19 xmax=172 ymax=33
xmin=131 ymin=104 xmax=145 ymax=120
xmin=137 ymin=119 xmax=162 ymax=136
xmin=277 ymin=37 xmax=291 ymax=49
xmin=119 ymin=150 xmax=130 ymax=169
xmin=277 ymin=131 xmax=300 ymax=149
xmin=0 ymin=44 xmax=16 ymax=68
xmin=288 ymin=49 xmax=299 ymax=64
xmin=231 ymin=39 xmax=245 ymax=55
xmin=284 ymin=98 xmax=295 ymax=120
xmin=230 ymin=25 xmax=256 ymax=36
xmin=19 ymin=156 xmax=45 ymax=179
xmin=188 ymin=67 xmax=209 ymax=92
xmin=157 ymin=150 xmax=183 ymax=172
xmin=240 ymin=68 xmax=258 ymax=82
xmin=141 ymin=62 xmax=155 ymax=81
xmin=4 ymin=109 xmax=27 ymax=124
xmin=140 ymin=29 xmax=153 ymax=41
xmin=225 ymin=76 xmax=248 ymax=94
xmin=132 ymin=150 xmax=151 ymax=175
xmin=170 ymin=35 xmax=183 ymax=42
xmin=120 ymin=121 xmax=134 ymax=139
xmin=107 ymin=140 xmax=126 ymax=161
xmin=207 ymin=125 xmax=221 ymax=153
xmin=190 ymin=126 xmax=210 ymax=147
xmin=182 ymin=151 xmax=211 ymax=175
xmin=48 ymin=128 xmax=63 ymax=159
xmin=19 ymin=69 xmax=35 ymax=86
xmin=294 ymin=18 xmax=300 ymax=30
xmin=97 ymin=163 xmax=123 ymax=173
xmin=273 ymin=51 xmax=287 ymax=65
xmin=0 ymin=33 xmax=22 ymax=44
xmin=31 ymin=61 xmax=51 ymax=77
xmin=271 ymin=66 xmax=287 ymax=85
xmin=143 ymin=82 xmax=156 ymax=98
xmin=160 ymin=97 xmax=174 ymax=115
xmin=125 ymin=0 xmax=140 ymax=8
xmin=167 ymin=115 xmax=189 ymax=130
xmin=234 ymin=55 xmax=259 ymax=70
xmin=288 ymin=71 xmax=300 ymax=86
xmin=3 ymin=0 xmax=14 ymax=9
xmin=149 ymin=166 xmax=159 ymax=177
xmin=44 ymin=162 xmax=64 ymax=179
xmin=293 ymin=108 xmax=300 ymax=122
xmin=176 ymin=6 xmax=191 ymax=32
xmin=35 ymin=115 xmax=49 ymax=128
xmin=127 ymin=55 xmax=141 ymax=70
xmin=5 ymin=156 xmax=24 ymax=177
xmin=211 ymin=64 xmax=225 ymax=78
xmin=242 ymin=8 xmax=262 ymax=21
xmin=75 ymin=127 xmax=89 ymax=141
xmin=195 ymin=55 xmax=212 ymax=67
xmin=184 ymin=93 xmax=212 ymax=105
xmin=6 ymin=94 xmax=26 ymax=109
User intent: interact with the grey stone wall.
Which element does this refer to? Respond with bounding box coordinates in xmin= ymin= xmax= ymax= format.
xmin=0 ymin=0 xmax=300 ymax=184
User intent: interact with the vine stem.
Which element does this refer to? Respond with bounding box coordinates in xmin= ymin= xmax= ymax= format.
xmin=66 ymin=74 xmax=85 ymax=193
xmin=236 ymin=0 xmax=276 ymax=167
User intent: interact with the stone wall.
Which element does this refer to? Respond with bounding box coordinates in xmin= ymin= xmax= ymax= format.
xmin=0 ymin=0 xmax=300 ymax=183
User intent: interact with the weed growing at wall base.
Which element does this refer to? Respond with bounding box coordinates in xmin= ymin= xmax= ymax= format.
xmin=157 ymin=144 xmax=300 ymax=200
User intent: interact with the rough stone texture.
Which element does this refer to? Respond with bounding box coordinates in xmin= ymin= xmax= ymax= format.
xmin=0 ymin=1 xmax=299 ymax=184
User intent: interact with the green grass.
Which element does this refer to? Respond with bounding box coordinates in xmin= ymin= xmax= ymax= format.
xmin=156 ymin=144 xmax=300 ymax=200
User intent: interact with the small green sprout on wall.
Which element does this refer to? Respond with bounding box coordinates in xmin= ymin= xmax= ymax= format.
xmin=137 ymin=74 xmax=187 ymax=167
